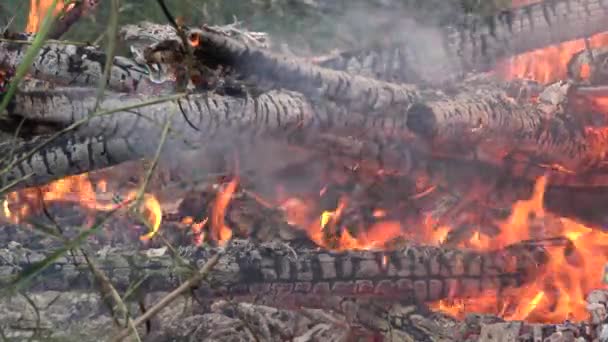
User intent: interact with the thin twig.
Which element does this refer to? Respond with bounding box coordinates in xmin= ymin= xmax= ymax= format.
xmin=110 ymin=248 xmax=224 ymax=341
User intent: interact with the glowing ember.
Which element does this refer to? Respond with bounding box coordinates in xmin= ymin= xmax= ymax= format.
xmin=26 ymin=0 xmax=64 ymax=33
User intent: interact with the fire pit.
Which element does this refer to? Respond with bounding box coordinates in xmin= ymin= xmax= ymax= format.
xmin=3 ymin=0 xmax=608 ymax=341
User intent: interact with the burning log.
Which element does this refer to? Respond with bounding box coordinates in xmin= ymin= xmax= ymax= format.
xmin=283 ymin=0 xmax=608 ymax=85
xmin=446 ymin=0 xmax=608 ymax=73
xmin=0 ymin=239 xmax=546 ymax=305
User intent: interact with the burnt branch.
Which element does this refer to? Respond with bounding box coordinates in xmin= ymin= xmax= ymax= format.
xmin=406 ymin=87 xmax=608 ymax=177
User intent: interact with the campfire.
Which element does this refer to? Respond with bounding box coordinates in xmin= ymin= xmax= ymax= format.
xmin=4 ymin=0 xmax=608 ymax=341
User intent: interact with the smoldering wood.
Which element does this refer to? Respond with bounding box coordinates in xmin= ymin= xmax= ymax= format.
xmin=0 ymin=89 xmax=535 ymax=191
xmin=176 ymin=186 xmax=310 ymax=243
xmin=0 ymin=239 xmax=546 ymax=304
xmin=255 ymin=0 xmax=608 ymax=85
xmin=3 ymin=287 xmax=606 ymax=341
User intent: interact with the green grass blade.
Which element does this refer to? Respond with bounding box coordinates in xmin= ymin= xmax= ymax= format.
xmin=93 ymin=0 xmax=120 ymax=111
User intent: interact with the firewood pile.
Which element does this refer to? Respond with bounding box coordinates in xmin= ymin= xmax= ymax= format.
xmin=4 ymin=0 xmax=608 ymax=341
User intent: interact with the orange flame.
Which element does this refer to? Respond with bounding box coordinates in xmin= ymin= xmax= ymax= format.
xmin=497 ymin=31 xmax=608 ymax=84
xmin=26 ymin=0 xmax=64 ymax=33
xmin=210 ymin=178 xmax=237 ymax=244
xmin=431 ymin=176 xmax=608 ymax=322
xmin=3 ymin=173 xmax=163 ymax=241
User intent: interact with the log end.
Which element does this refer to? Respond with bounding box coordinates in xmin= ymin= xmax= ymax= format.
xmin=406 ymin=103 xmax=436 ymax=138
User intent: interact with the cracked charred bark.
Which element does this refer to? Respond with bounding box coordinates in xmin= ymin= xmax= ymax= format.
xmin=8 ymin=85 xmax=608 ymax=189
xmin=181 ymin=29 xmax=422 ymax=114
xmin=0 ymin=134 xmax=144 ymax=191
xmin=0 ymin=32 xmax=156 ymax=93
xmin=405 ymin=88 xmax=608 ymax=175
xmin=0 ymin=239 xmax=546 ymax=304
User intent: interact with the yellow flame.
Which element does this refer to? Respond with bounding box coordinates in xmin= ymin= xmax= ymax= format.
xmin=137 ymin=193 xmax=163 ymax=241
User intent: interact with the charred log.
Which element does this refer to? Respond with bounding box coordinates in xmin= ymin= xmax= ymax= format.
xmin=6 ymin=88 xmax=341 ymax=143
xmin=8 ymin=86 xmax=608 ymax=191
xmin=1 ymin=239 xmax=546 ymax=305
xmin=299 ymin=0 xmax=608 ymax=84
xmin=406 ymin=87 xmax=608 ymax=177
xmin=176 ymin=29 xmax=422 ymax=114
xmin=0 ymin=134 xmax=141 ymax=192
xmin=0 ymin=32 xmax=158 ymax=93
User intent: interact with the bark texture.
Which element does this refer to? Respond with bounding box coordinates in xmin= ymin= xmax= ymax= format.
xmin=9 ymin=88 xmax=608 ymax=189
xmin=0 ymin=134 xmax=142 ymax=191
xmin=8 ymin=86 xmax=418 ymax=150
xmin=184 ymin=29 xmax=421 ymax=114
xmin=0 ymin=33 xmax=154 ymax=93
xmin=445 ymin=0 xmax=608 ymax=72
xmin=406 ymin=88 xmax=608 ymax=175
xmin=1 ymin=239 xmax=545 ymax=304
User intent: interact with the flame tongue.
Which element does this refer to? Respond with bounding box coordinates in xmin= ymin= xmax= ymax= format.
xmin=430 ymin=176 xmax=608 ymax=323
xmin=2 ymin=173 xmax=163 ymax=241
xmin=26 ymin=0 xmax=64 ymax=33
